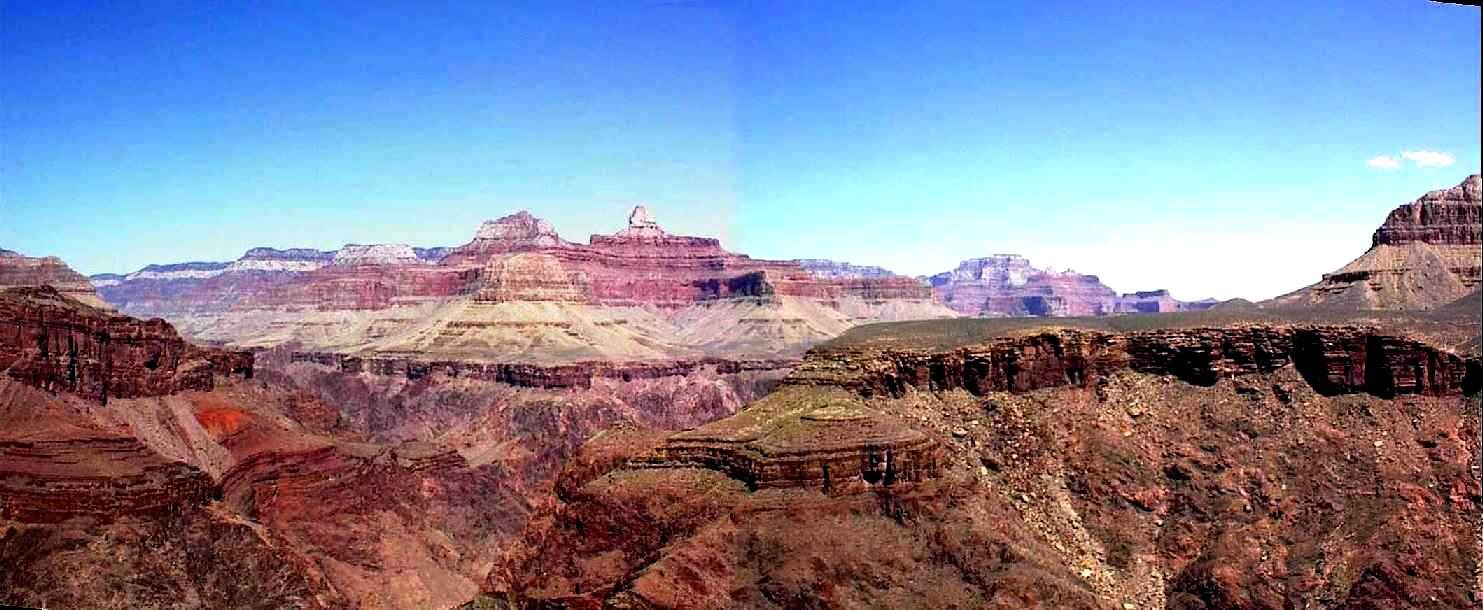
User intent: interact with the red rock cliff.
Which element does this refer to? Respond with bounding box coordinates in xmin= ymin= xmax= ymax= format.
xmin=792 ymin=325 xmax=1479 ymax=399
xmin=0 ymin=286 xmax=253 ymax=403
xmin=1372 ymin=174 xmax=1481 ymax=246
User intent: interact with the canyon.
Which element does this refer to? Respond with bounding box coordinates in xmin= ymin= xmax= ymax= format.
xmin=1 ymin=176 xmax=1480 ymax=610
xmin=0 ymin=281 xmax=788 ymax=609
xmin=1 ymin=249 xmax=111 ymax=309
xmin=474 ymin=320 xmax=1481 ymax=609
xmin=86 ymin=206 xmax=1224 ymax=371
xmin=0 ymin=285 xmax=253 ymax=404
xmin=89 ymin=206 xmax=957 ymax=365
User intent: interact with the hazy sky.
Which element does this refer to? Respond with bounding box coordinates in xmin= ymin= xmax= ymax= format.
xmin=3 ymin=1 xmax=1479 ymax=300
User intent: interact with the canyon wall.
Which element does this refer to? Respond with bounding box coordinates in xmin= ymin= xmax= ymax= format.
xmin=0 ymin=248 xmax=109 ymax=309
xmin=792 ymin=325 xmax=1479 ymax=399
xmin=91 ymin=206 xmax=958 ymax=363
xmin=0 ymin=286 xmax=253 ymax=403
xmin=477 ymin=319 xmax=1481 ymax=610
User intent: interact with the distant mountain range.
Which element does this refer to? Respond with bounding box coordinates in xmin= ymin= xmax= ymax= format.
xmin=63 ymin=209 xmax=1219 ymax=366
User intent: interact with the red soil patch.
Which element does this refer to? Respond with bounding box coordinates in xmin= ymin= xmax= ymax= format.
xmin=192 ymin=395 xmax=250 ymax=440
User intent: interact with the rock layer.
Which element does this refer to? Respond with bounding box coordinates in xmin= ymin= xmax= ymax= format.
xmin=926 ymin=255 xmax=1209 ymax=317
xmin=0 ymin=248 xmax=109 ymax=308
xmin=637 ymin=386 xmax=946 ymax=493
xmin=477 ymin=320 xmax=1482 ymax=610
xmin=1372 ymin=174 xmax=1482 ymax=246
xmin=94 ymin=206 xmax=958 ymax=362
xmin=1275 ymin=175 xmax=1482 ymax=310
xmin=0 ymin=286 xmax=253 ymax=403
xmin=288 ymin=350 xmax=793 ymax=389
xmin=792 ymin=325 xmax=1480 ymax=399
xmin=0 ymin=432 xmax=217 ymax=523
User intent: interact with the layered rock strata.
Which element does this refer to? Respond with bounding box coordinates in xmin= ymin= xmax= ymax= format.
xmin=926 ymin=255 xmax=1209 ymax=317
xmin=792 ymin=325 xmax=1479 ymax=398
xmin=0 ymin=248 xmax=109 ymax=308
xmin=0 ymin=286 xmax=253 ymax=403
xmin=332 ymin=243 xmax=423 ymax=266
xmin=1274 ymin=174 xmax=1482 ymax=310
xmin=476 ymin=320 xmax=1482 ymax=610
xmin=0 ymin=432 xmax=216 ymax=522
xmin=93 ymin=206 xmax=957 ymax=362
xmin=440 ymin=210 xmax=568 ymax=266
xmin=1372 ymin=174 xmax=1482 ymax=246
xmin=793 ymin=259 xmax=899 ymax=280
xmin=637 ymin=387 xmax=945 ymax=493
xmin=288 ymin=350 xmax=793 ymax=389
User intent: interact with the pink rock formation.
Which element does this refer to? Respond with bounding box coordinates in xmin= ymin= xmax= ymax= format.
xmin=475 ymin=253 xmax=592 ymax=302
xmin=439 ymin=210 xmax=568 ymax=266
xmin=928 ymin=256 xmax=1212 ymax=317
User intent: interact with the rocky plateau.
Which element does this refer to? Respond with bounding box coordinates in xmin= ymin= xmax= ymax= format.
xmin=0 ymin=279 xmax=791 ymax=609
xmin=90 ymin=206 xmax=958 ymax=366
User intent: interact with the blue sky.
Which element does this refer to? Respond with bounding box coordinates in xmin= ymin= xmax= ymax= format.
xmin=2 ymin=1 xmax=1478 ymax=299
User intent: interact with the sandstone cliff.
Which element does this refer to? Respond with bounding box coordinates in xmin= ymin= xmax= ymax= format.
xmin=96 ymin=206 xmax=959 ymax=364
xmin=793 ymin=258 xmax=899 ymax=279
xmin=1273 ymin=174 xmax=1482 ymax=310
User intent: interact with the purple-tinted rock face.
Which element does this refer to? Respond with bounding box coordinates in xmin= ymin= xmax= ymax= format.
xmin=925 ymin=255 xmax=1205 ymax=317
xmin=0 ymin=249 xmax=109 ymax=309
xmin=1272 ymin=174 xmax=1482 ymax=311
xmin=793 ymin=259 xmax=900 ymax=280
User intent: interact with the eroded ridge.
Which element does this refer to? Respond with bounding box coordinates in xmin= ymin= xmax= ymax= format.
xmin=0 ymin=434 xmax=217 ymax=523
xmin=0 ymin=286 xmax=253 ymax=403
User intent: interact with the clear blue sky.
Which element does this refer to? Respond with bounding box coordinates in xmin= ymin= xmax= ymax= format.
xmin=2 ymin=1 xmax=1478 ymax=299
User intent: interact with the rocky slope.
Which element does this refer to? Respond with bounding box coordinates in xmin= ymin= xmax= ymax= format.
xmin=473 ymin=320 xmax=1481 ymax=609
xmin=0 ymin=285 xmax=344 ymax=608
xmin=926 ymin=255 xmax=1213 ymax=317
xmin=91 ymin=247 xmax=337 ymax=318
xmin=1273 ymin=174 xmax=1481 ymax=310
xmin=1 ymin=248 xmax=109 ymax=308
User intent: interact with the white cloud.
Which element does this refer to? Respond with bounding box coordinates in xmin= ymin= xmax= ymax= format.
xmin=1400 ymin=150 xmax=1455 ymax=168
xmin=1366 ymin=155 xmax=1400 ymax=170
